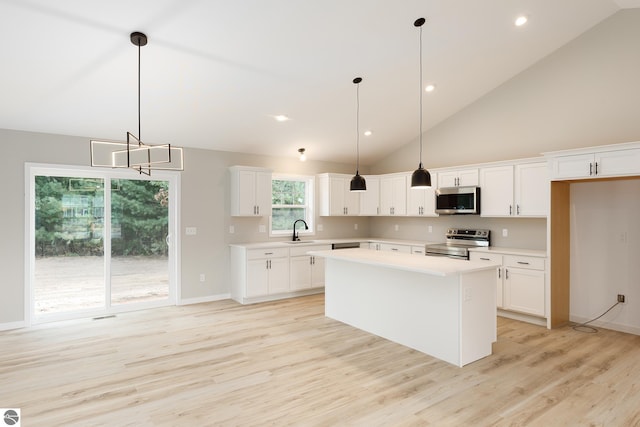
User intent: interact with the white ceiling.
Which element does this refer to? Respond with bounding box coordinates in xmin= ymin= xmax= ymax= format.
xmin=1 ymin=0 xmax=639 ymax=165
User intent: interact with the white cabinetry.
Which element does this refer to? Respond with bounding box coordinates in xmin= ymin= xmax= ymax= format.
xmin=242 ymin=247 xmax=290 ymax=299
xmin=380 ymin=173 xmax=407 ymax=216
xmin=480 ymin=162 xmax=548 ymax=217
xmin=289 ymin=244 xmax=331 ymax=291
xmin=379 ymin=243 xmax=411 ymax=254
xmin=229 ymin=166 xmax=272 ymax=217
xmin=407 ymin=172 xmax=437 ymax=216
xmin=359 ymin=176 xmax=380 ymax=216
xmin=503 ymin=255 xmax=545 ymax=317
xmin=470 ymin=251 xmax=546 ymax=320
xmin=318 ymin=173 xmax=360 ymax=216
xmin=547 ymin=144 xmax=640 ymax=180
xmin=438 ymin=168 xmax=478 ymax=188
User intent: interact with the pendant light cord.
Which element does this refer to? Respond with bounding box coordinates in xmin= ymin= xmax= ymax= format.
xmin=356 ymin=80 xmax=360 ymax=173
xmin=137 ymin=37 xmax=141 ymax=142
xmin=418 ymin=22 xmax=423 ymax=168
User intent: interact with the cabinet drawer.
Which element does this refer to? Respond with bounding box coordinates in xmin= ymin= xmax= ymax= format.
xmin=289 ymin=244 xmax=331 ymax=257
xmin=504 ymin=255 xmax=545 ymax=270
xmin=469 ymin=252 xmax=503 ymax=263
xmin=379 ymin=243 xmax=411 ymax=253
xmin=247 ymin=247 xmax=289 ymax=260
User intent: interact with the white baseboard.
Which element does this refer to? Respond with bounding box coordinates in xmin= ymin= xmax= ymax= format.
xmin=497 ymin=309 xmax=547 ymax=327
xmin=179 ymin=293 xmax=230 ymax=306
xmin=0 ymin=321 xmax=27 ymax=331
xmin=570 ymin=315 xmax=640 ymax=336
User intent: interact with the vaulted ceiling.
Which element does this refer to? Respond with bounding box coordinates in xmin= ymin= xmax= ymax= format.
xmin=1 ymin=0 xmax=639 ymax=165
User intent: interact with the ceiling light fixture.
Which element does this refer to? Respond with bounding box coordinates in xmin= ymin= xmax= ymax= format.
xmin=425 ymin=84 xmax=436 ymax=93
xmin=275 ymin=115 xmax=290 ymax=122
xmin=90 ymin=32 xmax=183 ymax=175
xmin=515 ymin=16 xmax=528 ymax=27
xmin=410 ymin=18 xmax=432 ymax=189
xmin=350 ymin=77 xmax=366 ymax=192
xmin=364 ymin=130 xmax=373 ymax=137
xmin=298 ymin=148 xmax=307 ymax=161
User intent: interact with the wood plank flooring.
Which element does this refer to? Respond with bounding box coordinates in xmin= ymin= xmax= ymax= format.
xmin=1 ymin=294 xmax=639 ymax=426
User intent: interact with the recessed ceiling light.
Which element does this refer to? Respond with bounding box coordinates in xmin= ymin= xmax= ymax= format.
xmin=274 ymin=115 xmax=290 ymax=122
xmin=425 ymin=84 xmax=436 ymax=93
xmin=515 ymin=16 xmax=528 ymax=27
xmin=364 ymin=130 xmax=373 ymax=136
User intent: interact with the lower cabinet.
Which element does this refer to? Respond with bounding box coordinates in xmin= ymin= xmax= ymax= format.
xmin=503 ymin=255 xmax=545 ymax=317
xmin=470 ymin=251 xmax=546 ymax=319
xmin=231 ymin=244 xmax=330 ymax=304
xmin=289 ymin=244 xmax=331 ymax=291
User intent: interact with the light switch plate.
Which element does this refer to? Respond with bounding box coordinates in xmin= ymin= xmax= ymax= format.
xmin=186 ymin=227 xmax=197 ymax=235
xmin=317 ymin=224 xmax=323 ymax=232
xmin=259 ymin=225 xmax=266 ymax=233
xmin=229 ymin=225 xmax=235 ymax=234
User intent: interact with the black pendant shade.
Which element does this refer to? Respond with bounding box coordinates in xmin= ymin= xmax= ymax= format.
xmin=350 ymin=172 xmax=367 ymax=191
xmin=350 ymin=77 xmax=366 ymax=192
xmin=411 ymin=163 xmax=432 ymax=188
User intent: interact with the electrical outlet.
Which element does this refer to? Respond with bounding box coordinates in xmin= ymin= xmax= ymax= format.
xmin=259 ymin=224 xmax=266 ymax=233
xmin=618 ymin=294 xmax=625 ymax=303
xmin=229 ymin=225 xmax=235 ymax=234
xmin=354 ymin=223 xmax=358 ymax=230
xmin=394 ymin=224 xmax=399 ymax=231
xmin=428 ymin=225 xmax=433 ymax=233
xmin=199 ymin=274 xmax=205 ymax=283
xmin=317 ymin=224 xmax=323 ymax=232
xmin=502 ymin=228 xmax=508 ymax=237
xmin=186 ymin=227 xmax=197 ymax=235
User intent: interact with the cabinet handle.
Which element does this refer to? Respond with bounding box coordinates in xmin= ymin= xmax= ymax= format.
xmin=505 ymin=268 xmax=509 ymax=279
xmin=391 ymin=248 xmax=398 ymax=251
xmin=265 ymin=252 xmax=273 ymax=255
xmin=509 ymin=205 xmax=512 ymax=215
xmin=480 ymin=257 xmax=491 ymax=261
xmin=377 ymin=207 xmax=380 ymax=215
xmin=257 ymin=206 xmax=260 ymax=215
xmin=517 ymin=205 xmax=520 ymax=215
xmin=589 ymin=163 xmax=593 ymax=176
xmin=517 ymin=261 xmax=530 ymax=265
xmin=595 ymin=162 xmax=598 ymax=175
xmin=498 ymin=268 xmax=501 ymax=279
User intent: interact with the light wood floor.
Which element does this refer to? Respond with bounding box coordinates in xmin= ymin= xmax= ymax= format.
xmin=1 ymin=294 xmax=639 ymax=426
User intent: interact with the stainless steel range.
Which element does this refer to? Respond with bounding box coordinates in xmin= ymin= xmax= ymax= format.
xmin=425 ymin=228 xmax=490 ymax=260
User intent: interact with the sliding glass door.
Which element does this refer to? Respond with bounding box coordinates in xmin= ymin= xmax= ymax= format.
xmin=29 ymin=165 xmax=178 ymax=323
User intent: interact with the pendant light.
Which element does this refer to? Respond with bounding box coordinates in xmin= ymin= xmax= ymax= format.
xmin=410 ymin=18 xmax=432 ymax=189
xmin=350 ymin=77 xmax=367 ymax=192
xmin=90 ymin=32 xmax=183 ymax=175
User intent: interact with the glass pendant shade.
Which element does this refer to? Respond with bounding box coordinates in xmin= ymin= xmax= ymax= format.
xmin=411 ymin=163 xmax=431 ymax=188
xmin=350 ymin=172 xmax=367 ymax=192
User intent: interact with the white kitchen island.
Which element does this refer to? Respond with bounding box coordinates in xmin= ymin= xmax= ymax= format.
xmin=309 ymin=248 xmax=499 ymax=367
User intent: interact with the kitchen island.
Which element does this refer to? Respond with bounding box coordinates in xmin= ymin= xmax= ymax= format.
xmin=309 ymin=248 xmax=499 ymax=367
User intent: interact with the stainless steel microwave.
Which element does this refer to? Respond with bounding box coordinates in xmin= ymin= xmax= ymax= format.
xmin=435 ymin=186 xmax=481 ymax=215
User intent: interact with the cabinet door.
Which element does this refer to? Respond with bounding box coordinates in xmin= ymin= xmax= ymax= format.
xmin=438 ymin=171 xmax=458 ymax=188
xmin=359 ymin=176 xmax=380 ymax=215
xmin=237 ymin=170 xmax=258 ymax=216
xmin=329 ymin=177 xmax=346 ymax=215
xmin=480 ymin=166 xmax=514 ymax=217
xmin=310 ymin=256 xmax=325 ymax=288
xmin=379 ymin=178 xmax=393 ymax=215
xmin=458 ymin=169 xmax=479 ymax=186
xmin=255 ymin=171 xmax=273 ymax=216
xmin=596 ymin=149 xmax=640 ymax=177
xmin=290 ymin=256 xmax=311 ymax=291
xmin=515 ymin=162 xmax=549 ymax=217
xmin=379 ymin=243 xmax=411 ymax=253
xmin=504 ymin=268 xmax=545 ymax=317
xmin=469 ymin=252 xmax=503 ymax=308
xmin=391 ymin=175 xmax=407 ymax=215
xmin=246 ymin=259 xmax=269 ymax=297
xmin=344 ymin=180 xmax=361 ymax=215
xmin=550 ymin=153 xmax=594 ymax=179
xmin=268 ymin=257 xmax=290 ymax=294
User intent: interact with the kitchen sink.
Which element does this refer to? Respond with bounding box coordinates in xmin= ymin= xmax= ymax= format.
xmin=283 ymin=240 xmax=316 ymax=244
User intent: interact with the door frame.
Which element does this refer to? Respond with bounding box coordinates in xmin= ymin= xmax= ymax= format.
xmin=24 ymin=163 xmax=181 ymax=325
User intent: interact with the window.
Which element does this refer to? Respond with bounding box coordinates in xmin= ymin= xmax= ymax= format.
xmin=270 ymin=174 xmax=314 ymax=236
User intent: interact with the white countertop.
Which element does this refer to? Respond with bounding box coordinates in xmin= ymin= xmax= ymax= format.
xmin=229 ymin=238 xmax=440 ymax=250
xmin=468 ymin=246 xmax=547 ymax=258
xmin=309 ymin=248 xmax=500 ymax=277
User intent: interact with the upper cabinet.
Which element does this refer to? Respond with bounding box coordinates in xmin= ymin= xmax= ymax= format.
xmin=380 ymin=173 xmax=407 ymax=216
xmin=407 ymin=172 xmax=438 ymax=217
xmin=359 ymin=175 xmax=380 ymax=216
xmin=545 ymin=143 xmax=640 ymax=180
xmin=480 ymin=162 xmax=548 ymax=218
xmin=318 ymin=173 xmax=360 ymax=216
xmin=229 ymin=166 xmax=272 ymax=217
xmin=438 ymin=168 xmax=478 ymax=188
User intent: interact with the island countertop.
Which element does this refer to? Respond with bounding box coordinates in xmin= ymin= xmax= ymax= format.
xmin=309 ymin=248 xmax=500 ymax=277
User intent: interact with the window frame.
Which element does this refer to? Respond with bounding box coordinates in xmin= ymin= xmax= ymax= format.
xmin=269 ymin=173 xmax=315 ymax=238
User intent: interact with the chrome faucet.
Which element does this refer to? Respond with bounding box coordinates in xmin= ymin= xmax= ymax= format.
xmin=292 ymin=219 xmax=309 ymax=241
